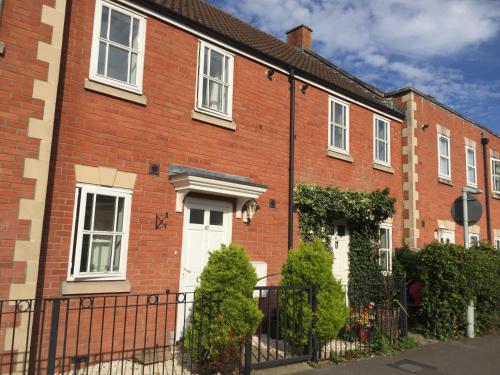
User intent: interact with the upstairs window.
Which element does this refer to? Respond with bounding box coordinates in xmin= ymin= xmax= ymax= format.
xmin=495 ymin=237 xmax=500 ymax=251
xmin=465 ymin=146 xmax=477 ymax=187
xmin=492 ymin=157 xmax=500 ymax=194
xmin=69 ymin=184 xmax=132 ymax=280
xmin=90 ymin=0 xmax=146 ymax=93
xmin=328 ymin=98 xmax=349 ymax=153
xmin=196 ymin=41 xmax=234 ymax=119
xmin=378 ymin=224 xmax=392 ymax=274
xmin=374 ymin=116 xmax=390 ymax=164
xmin=438 ymin=134 xmax=451 ymax=179
xmin=438 ymin=228 xmax=455 ymax=244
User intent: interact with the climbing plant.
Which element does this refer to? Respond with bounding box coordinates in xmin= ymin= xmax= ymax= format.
xmin=294 ymin=183 xmax=396 ymax=306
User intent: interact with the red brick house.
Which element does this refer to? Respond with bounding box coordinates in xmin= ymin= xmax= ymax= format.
xmin=0 ymin=0 xmax=498 ymax=341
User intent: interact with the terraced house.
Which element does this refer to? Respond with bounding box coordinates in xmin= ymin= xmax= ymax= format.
xmin=0 ymin=0 xmax=499 ymax=367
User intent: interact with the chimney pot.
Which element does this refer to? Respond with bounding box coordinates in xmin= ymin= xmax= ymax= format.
xmin=286 ymin=24 xmax=313 ymax=49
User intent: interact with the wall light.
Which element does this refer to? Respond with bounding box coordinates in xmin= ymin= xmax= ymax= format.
xmin=300 ymin=83 xmax=309 ymax=93
xmin=265 ymin=69 xmax=275 ymax=80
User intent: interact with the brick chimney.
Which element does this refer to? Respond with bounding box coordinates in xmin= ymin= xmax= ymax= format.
xmin=286 ymin=24 xmax=313 ymax=49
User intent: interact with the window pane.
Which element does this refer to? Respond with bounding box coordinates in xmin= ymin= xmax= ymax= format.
xmin=129 ymin=52 xmax=137 ymax=85
xmin=468 ymin=167 xmax=476 ymax=184
xmin=334 ymin=103 xmax=344 ymax=125
xmin=494 ymin=177 xmax=500 ymax=192
xmin=224 ymin=56 xmax=229 ymax=82
xmin=209 ymin=50 xmax=224 ymax=80
xmin=202 ymin=77 xmax=209 ymax=106
xmin=90 ymin=235 xmax=113 ymax=272
xmin=377 ymin=120 xmax=386 ymax=140
xmin=116 ymin=197 xmax=124 ymax=232
xmin=380 ymin=250 xmax=388 ymax=272
xmin=131 ymin=18 xmax=139 ymax=49
xmin=440 ymin=157 xmax=449 ymax=176
xmin=439 ymin=137 xmax=449 ymax=156
xmin=97 ymin=42 xmax=107 ymax=75
xmin=94 ymin=195 xmax=116 ymax=231
xmin=80 ymin=234 xmax=91 ymax=272
xmin=109 ymin=9 xmax=131 ymax=47
xmin=380 ymin=228 xmax=388 ymax=249
xmin=210 ymin=211 xmax=223 ymax=226
xmin=84 ymin=193 xmax=94 ymax=230
xmin=467 ymin=149 xmax=475 ymax=166
xmin=377 ymin=140 xmax=387 ymax=162
xmin=100 ymin=6 xmax=109 ymax=38
xmin=208 ymin=80 xmax=222 ymax=111
xmin=203 ymin=47 xmax=209 ymax=75
xmin=334 ymin=125 xmax=344 ymax=149
xmin=337 ymin=225 xmax=346 ymax=237
xmin=112 ymin=235 xmax=121 ymax=271
xmin=189 ymin=209 xmax=204 ymax=224
xmin=222 ymin=85 xmax=228 ymax=114
xmin=493 ymin=160 xmax=500 ymax=175
xmin=107 ymin=45 xmax=129 ymax=82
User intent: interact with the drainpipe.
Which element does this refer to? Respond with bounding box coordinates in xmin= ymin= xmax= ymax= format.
xmin=288 ymin=68 xmax=296 ymax=251
xmin=481 ymin=134 xmax=491 ymax=242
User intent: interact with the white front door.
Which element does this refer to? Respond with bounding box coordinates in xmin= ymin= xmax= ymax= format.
xmin=331 ymin=223 xmax=349 ymax=290
xmin=176 ymin=198 xmax=232 ymax=336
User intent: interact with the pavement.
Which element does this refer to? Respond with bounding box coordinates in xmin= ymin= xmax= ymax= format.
xmin=274 ymin=334 xmax=500 ymax=375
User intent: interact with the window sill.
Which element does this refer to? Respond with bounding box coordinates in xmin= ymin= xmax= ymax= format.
xmin=492 ymin=193 xmax=500 ymax=200
xmin=326 ymin=149 xmax=353 ymax=163
xmin=373 ymin=162 xmax=394 ymax=174
xmin=84 ymin=79 xmax=147 ymax=105
xmin=437 ymin=177 xmax=453 ymax=186
xmin=192 ymin=110 xmax=236 ymax=130
xmin=61 ymin=280 xmax=131 ymax=295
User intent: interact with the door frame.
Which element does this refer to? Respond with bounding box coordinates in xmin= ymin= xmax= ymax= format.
xmin=178 ymin=197 xmax=233 ymax=293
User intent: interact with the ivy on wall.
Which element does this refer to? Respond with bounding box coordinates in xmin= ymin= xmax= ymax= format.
xmin=294 ymin=183 xmax=396 ymax=305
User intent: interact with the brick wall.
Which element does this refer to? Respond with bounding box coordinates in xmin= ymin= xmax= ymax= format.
xmin=396 ymin=92 xmax=499 ymax=248
xmin=0 ymin=0 xmax=54 ymax=300
xmin=38 ymin=0 xmax=405 ymax=297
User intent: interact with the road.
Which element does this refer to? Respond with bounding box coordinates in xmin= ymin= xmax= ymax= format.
xmin=295 ymin=334 xmax=500 ymax=375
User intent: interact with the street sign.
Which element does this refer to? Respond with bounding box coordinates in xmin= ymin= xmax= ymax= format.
xmin=451 ymin=194 xmax=482 ymax=226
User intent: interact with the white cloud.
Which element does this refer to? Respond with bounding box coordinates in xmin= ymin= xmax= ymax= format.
xmin=216 ymin=0 xmax=500 ymax=128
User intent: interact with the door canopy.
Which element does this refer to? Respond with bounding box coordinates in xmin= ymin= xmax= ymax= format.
xmin=168 ymin=164 xmax=267 ymax=220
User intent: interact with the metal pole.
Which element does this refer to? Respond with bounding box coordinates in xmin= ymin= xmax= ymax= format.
xmin=462 ymin=190 xmax=469 ymax=249
xmin=46 ymin=299 xmax=61 ymax=375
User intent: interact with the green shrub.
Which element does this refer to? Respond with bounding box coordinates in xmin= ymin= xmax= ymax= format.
xmin=184 ymin=244 xmax=262 ymax=374
xmin=396 ymin=241 xmax=500 ymax=339
xmin=464 ymin=243 xmax=500 ymax=333
xmin=280 ymin=240 xmax=348 ymax=350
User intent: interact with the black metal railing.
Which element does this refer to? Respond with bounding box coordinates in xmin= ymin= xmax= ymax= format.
xmin=0 ymin=283 xmax=407 ymax=375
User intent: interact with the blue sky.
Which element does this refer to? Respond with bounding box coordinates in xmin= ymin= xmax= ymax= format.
xmin=210 ymin=0 xmax=500 ymax=134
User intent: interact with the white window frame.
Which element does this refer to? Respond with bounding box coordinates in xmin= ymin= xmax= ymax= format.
xmin=89 ymin=0 xmax=147 ymax=94
xmin=469 ymin=233 xmax=480 ymax=247
xmin=328 ymin=97 xmax=350 ymax=154
xmin=373 ymin=115 xmax=391 ymax=165
xmin=67 ymin=184 xmax=132 ymax=281
xmin=437 ymin=134 xmax=451 ymax=179
xmin=196 ymin=40 xmax=234 ymax=120
xmin=465 ymin=146 xmax=477 ymax=187
xmin=491 ymin=157 xmax=500 ymax=194
xmin=437 ymin=228 xmax=455 ymax=244
xmin=378 ymin=224 xmax=392 ymax=275
xmin=495 ymin=237 xmax=500 ymax=251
